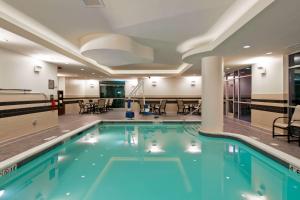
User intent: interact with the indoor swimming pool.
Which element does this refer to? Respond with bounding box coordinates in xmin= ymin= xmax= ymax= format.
xmin=0 ymin=122 xmax=299 ymax=200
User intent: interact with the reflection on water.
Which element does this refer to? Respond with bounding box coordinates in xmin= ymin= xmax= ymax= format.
xmin=0 ymin=123 xmax=299 ymax=200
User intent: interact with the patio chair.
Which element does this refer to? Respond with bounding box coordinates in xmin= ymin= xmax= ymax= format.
xmin=272 ymin=105 xmax=300 ymax=144
xmin=78 ymin=100 xmax=90 ymax=114
xmin=96 ymin=99 xmax=106 ymax=113
xmin=177 ymin=99 xmax=189 ymax=114
xmin=191 ymin=100 xmax=202 ymax=115
xmin=154 ymin=99 xmax=167 ymax=115
xmin=107 ymin=98 xmax=114 ymax=110
xmin=139 ymin=99 xmax=145 ymax=113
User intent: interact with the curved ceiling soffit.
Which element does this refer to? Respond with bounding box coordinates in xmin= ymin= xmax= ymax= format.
xmin=178 ymin=0 xmax=274 ymax=64
xmin=80 ymin=33 xmax=154 ymax=66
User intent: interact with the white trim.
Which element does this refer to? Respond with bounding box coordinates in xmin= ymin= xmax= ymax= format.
xmin=201 ymin=131 xmax=300 ymax=169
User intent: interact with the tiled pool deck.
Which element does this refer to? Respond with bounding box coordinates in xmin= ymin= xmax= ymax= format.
xmin=0 ymin=110 xmax=299 ymax=162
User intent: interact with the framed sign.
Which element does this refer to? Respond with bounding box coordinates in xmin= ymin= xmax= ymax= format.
xmin=48 ymin=80 xmax=55 ymax=89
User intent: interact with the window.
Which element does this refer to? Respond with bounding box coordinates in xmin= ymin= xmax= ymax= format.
xmin=99 ymin=81 xmax=125 ymax=108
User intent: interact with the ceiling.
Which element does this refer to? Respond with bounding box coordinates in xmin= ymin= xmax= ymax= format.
xmin=184 ymin=0 xmax=300 ymax=69
xmin=1 ymin=0 xmax=298 ymax=77
xmin=0 ymin=0 xmax=237 ymax=75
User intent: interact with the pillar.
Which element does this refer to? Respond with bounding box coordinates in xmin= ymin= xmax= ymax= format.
xmin=201 ymin=56 xmax=224 ymax=133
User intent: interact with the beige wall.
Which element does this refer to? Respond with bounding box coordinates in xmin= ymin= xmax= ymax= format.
xmin=251 ymin=55 xmax=289 ymax=131
xmin=138 ymin=76 xmax=202 ymax=97
xmin=64 ymin=78 xmax=99 ymax=98
xmin=0 ymin=47 xmax=58 ymax=96
xmin=0 ymin=47 xmax=59 ymax=141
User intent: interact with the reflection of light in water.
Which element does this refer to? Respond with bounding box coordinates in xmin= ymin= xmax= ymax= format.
xmin=147 ymin=142 xmax=164 ymax=153
xmin=58 ymin=155 xmax=66 ymax=162
xmin=130 ymin=134 xmax=138 ymax=145
xmin=228 ymin=144 xmax=239 ymax=154
xmin=124 ymin=129 xmax=138 ymax=145
xmin=229 ymin=145 xmax=234 ymax=153
xmin=241 ymin=193 xmax=267 ymax=200
xmin=66 ymin=192 xmax=70 ymax=196
xmin=0 ymin=190 xmax=5 ymax=197
xmin=186 ymin=142 xmax=201 ymax=154
xmin=78 ymin=134 xmax=100 ymax=144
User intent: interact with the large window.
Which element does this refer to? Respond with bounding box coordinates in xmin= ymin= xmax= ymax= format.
xmin=224 ymin=66 xmax=252 ymax=122
xmin=99 ymin=81 xmax=125 ymax=108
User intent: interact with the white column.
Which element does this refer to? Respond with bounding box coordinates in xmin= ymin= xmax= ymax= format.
xmin=201 ymin=56 xmax=224 ymax=133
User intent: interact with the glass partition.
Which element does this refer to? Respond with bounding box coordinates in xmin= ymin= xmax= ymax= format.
xmin=224 ymin=66 xmax=252 ymax=122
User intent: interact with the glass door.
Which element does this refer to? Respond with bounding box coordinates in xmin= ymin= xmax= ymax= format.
xmin=224 ymin=67 xmax=252 ymax=122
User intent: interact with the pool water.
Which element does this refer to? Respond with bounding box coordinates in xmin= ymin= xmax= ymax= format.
xmin=0 ymin=122 xmax=299 ymax=200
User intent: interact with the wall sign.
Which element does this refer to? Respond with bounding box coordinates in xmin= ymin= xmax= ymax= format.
xmin=0 ymin=164 xmax=17 ymax=177
xmin=48 ymin=80 xmax=55 ymax=89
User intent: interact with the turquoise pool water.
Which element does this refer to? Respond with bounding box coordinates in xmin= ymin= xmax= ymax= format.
xmin=0 ymin=122 xmax=299 ymax=200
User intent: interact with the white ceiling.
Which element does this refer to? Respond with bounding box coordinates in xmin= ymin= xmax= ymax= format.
xmin=184 ymin=0 xmax=300 ymax=69
xmin=1 ymin=0 xmax=297 ymax=77
xmin=2 ymin=0 xmax=234 ymax=71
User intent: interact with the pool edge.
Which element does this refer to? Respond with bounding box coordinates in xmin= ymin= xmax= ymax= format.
xmin=0 ymin=119 xmax=201 ymax=174
xmin=199 ymin=131 xmax=300 ymax=173
xmin=0 ymin=120 xmax=101 ymax=174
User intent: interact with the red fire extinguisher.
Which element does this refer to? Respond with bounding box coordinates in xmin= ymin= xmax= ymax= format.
xmin=50 ymin=95 xmax=56 ymax=110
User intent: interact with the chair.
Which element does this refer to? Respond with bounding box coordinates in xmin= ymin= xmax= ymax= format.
xmin=272 ymin=105 xmax=300 ymax=145
xmin=78 ymin=100 xmax=89 ymax=114
xmin=154 ymin=99 xmax=167 ymax=115
xmin=107 ymin=98 xmax=114 ymax=110
xmin=139 ymin=99 xmax=145 ymax=113
xmin=191 ymin=100 xmax=202 ymax=115
xmin=177 ymin=99 xmax=189 ymax=114
xmin=96 ymin=99 xmax=106 ymax=113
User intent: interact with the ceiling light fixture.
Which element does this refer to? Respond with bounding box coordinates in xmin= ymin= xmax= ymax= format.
xmin=80 ymin=68 xmax=85 ymax=71
xmin=243 ymin=45 xmax=251 ymax=49
xmin=266 ymin=52 xmax=272 ymax=55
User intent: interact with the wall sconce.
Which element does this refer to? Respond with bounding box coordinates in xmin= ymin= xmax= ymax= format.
xmin=191 ymin=80 xmax=196 ymax=86
xmin=34 ymin=65 xmax=42 ymax=73
xmin=257 ymin=66 xmax=266 ymax=75
xmin=152 ymin=81 xmax=157 ymax=87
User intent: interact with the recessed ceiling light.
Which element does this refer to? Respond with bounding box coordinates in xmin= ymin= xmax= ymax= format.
xmin=80 ymin=68 xmax=85 ymax=71
xmin=243 ymin=45 xmax=251 ymax=49
xmin=92 ymin=73 xmax=95 ymax=75
xmin=266 ymin=52 xmax=272 ymax=55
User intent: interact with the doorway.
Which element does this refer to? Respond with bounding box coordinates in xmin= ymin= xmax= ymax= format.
xmin=224 ymin=67 xmax=252 ymax=122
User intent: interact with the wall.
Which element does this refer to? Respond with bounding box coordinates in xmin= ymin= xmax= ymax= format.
xmin=140 ymin=76 xmax=202 ymax=97
xmin=64 ymin=78 xmax=99 ymax=98
xmin=250 ymin=55 xmax=289 ymax=131
xmin=0 ymin=47 xmax=58 ymax=141
xmin=61 ymin=76 xmax=202 ymax=113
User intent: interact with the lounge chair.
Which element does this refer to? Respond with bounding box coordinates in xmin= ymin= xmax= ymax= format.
xmin=177 ymin=99 xmax=189 ymax=114
xmin=154 ymin=99 xmax=167 ymax=115
xmin=272 ymin=105 xmax=300 ymax=145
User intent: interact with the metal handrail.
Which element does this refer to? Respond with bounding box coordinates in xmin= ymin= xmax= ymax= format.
xmin=0 ymin=88 xmax=32 ymax=92
xmin=0 ymin=89 xmax=48 ymax=100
